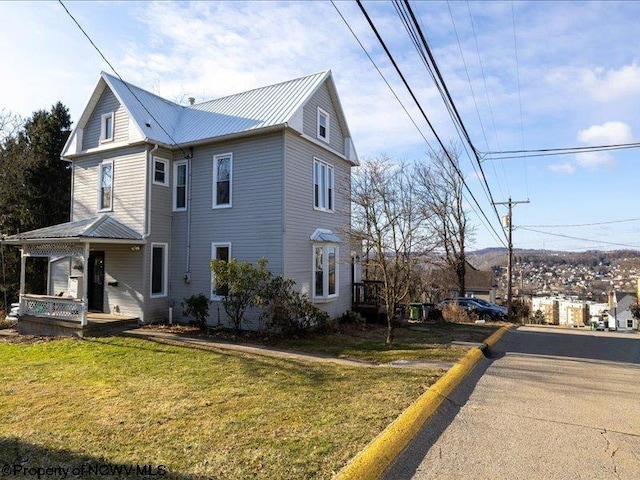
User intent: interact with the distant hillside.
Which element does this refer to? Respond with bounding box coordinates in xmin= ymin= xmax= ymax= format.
xmin=468 ymin=248 xmax=640 ymax=271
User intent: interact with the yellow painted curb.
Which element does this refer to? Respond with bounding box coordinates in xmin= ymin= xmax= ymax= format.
xmin=334 ymin=325 xmax=511 ymax=480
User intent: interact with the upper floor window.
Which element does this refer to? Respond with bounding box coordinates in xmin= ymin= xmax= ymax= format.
xmin=100 ymin=112 xmax=114 ymax=143
xmin=211 ymin=242 xmax=231 ymax=300
xmin=173 ymin=160 xmax=188 ymax=211
xmin=317 ymin=107 xmax=330 ymax=143
xmin=153 ymin=157 xmax=169 ymax=186
xmin=98 ymin=161 xmax=113 ymax=211
xmin=150 ymin=243 xmax=168 ymax=298
xmin=313 ymin=158 xmax=334 ymax=212
xmin=213 ymin=153 xmax=232 ymax=208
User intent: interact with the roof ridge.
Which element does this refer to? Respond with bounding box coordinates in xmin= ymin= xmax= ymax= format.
xmin=192 ymin=70 xmax=330 ymax=107
xmin=101 ymin=71 xmax=183 ymax=109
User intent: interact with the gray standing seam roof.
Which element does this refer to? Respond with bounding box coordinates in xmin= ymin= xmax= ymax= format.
xmin=5 ymin=215 xmax=143 ymax=242
xmin=101 ymin=70 xmax=330 ymax=146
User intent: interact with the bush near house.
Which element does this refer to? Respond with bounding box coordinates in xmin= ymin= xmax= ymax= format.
xmin=181 ymin=293 xmax=210 ymax=332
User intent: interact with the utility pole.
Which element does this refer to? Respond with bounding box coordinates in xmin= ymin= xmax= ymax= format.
xmin=493 ymin=197 xmax=529 ymax=320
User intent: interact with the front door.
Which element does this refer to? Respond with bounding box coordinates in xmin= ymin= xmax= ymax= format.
xmin=87 ymin=251 xmax=105 ymax=312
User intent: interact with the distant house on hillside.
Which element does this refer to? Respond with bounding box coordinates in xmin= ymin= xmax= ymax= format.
xmin=607 ymin=291 xmax=638 ymax=331
xmin=5 ymin=70 xmax=359 ymax=336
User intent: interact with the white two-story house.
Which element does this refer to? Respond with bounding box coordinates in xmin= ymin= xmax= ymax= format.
xmin=6 ymin=70 xmax=359 ymax=335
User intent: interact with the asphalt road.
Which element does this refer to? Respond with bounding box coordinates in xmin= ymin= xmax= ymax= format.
xmin=383 ymin=326 xmax=640 ymax=480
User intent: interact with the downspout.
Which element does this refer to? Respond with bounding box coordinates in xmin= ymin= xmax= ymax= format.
xmin=143 ymin=144 xmax=160 ymax=239
xmin=184 ymin=147 xmax=194 ymax=283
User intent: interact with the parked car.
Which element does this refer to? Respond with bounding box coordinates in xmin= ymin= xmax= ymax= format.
xmin=468 ymin=298 xmax=508 ymax=315
xmin=437 ymin=298 xmax=507 ymax=321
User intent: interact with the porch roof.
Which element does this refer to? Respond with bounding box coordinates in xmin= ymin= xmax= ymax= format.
xmin=3 ymin=215 xmax=144 ymax=244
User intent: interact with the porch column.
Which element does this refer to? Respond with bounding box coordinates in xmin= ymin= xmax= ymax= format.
xmin=81 ymin=242 xmax=89 ymax=326
xmin=19 ymin=248 xmax=26 ymax=294
xmin=18 ymin=248 xmax=26 ymax=315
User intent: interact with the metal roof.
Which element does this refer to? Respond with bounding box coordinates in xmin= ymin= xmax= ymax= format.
xmin=103 ymin=70 xmax=329 ymax=146
xmin=4 ymin=215 xmax=143 ymax=243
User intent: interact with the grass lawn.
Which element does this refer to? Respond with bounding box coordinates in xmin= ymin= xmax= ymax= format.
xmin=265 ymin=321 xmax=502 ymax=363
xmin=0 ymin=335 xmax=446 ymax=479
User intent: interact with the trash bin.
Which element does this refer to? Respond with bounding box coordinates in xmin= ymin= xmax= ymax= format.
xmin=409 ymin=303 xmax=423 ymax=321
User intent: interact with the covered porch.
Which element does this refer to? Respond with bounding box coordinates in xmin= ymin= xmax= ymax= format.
xmin=4 ymin=215 xmax=145 ymax=336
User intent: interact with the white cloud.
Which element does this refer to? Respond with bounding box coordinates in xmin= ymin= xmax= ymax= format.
xmin=577 ymin=121 xmax=634 ymax=144
xmin=574 ymin=151 xmax=615 ymax=169
xmin=581 ymin=63 xmax=640 ymax=102
xmin=548 ymin=163 xmax=576 ymax=174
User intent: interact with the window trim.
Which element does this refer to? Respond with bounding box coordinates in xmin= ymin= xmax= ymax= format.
xmin=173 ymin=159 xmax=188 ymax=212
xmin=210 ymin=242 xmax=231 ymax=301
xmin=150 ymin=243 xmax=168 ymax=298
xmin=312 ymin=243 xmax=339 ymax=301
xmin=212 ymin=153 xmax=233 ymax=209
xmin=317 ymin=107 xmax=330 ymax=143
xmin=313 ymin=158 xmax=334 ymax=212
xmin=100 ymin=112 xmax=114 ymax=143
xmin=97 ymin=160 xmax=114 ymax=212
xmin=152 ymin=157 xmax=169 ymax=186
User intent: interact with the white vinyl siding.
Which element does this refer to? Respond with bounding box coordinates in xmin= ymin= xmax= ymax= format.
xmin=313 ymin=244 xmax=338 ymax=299
xmin=317 ymin=107 xmax=330 ymax=143
xmin=98 ymin=160 xmax=113 ymax=212
xmin=211 ymin=243 xmax=231 ymax=300
xmin=150 ymin=243 xmax=168 ymax=298
xmin=313 ymin=158 xmax=334 ymax=212
xmin=213 ymin=153 xmax=232 ymax=208
xmin=173 ymin=160 xmax=188 ymax=211
xmin=153 ymin=157 xmax=169 ymax=186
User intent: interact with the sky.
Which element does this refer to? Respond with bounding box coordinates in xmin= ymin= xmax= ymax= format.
xmin=1 ymin=0 xmax=640 ymax=253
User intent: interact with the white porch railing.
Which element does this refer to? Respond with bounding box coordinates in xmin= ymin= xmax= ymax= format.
xmin=19 ymin=294 xmax=85 ymax=324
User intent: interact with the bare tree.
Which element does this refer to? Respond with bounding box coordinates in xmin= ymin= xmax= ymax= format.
xmin=352 ymin=156 xmax=434 ymax=344
xmin=416 ymin=144 xmax=475 ymax=298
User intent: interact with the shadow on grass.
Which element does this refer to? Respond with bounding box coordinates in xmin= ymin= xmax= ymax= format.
xmin=0 ymin=437 xmax=206 ymax=479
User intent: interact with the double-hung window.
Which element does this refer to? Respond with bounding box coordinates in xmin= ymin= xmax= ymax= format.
xmin=98 ymin=161 xmax=113 ymax=211
xmin=317 ymin=107 xmax=330 ymax=143
xmin=313 ymin=158 xmax=334 ymax=212
xmin=211 ymin=243 xmax=231 ymax=300
xmin=153 ymin=157 xmax=169 ymax=186
xmin=173 ymin=160 xmax=188 ymax=211
xmin=100 ymin=112 xmax=114 ymax=143
xmin=313 ymin=244 xmax=338 ymax=299
xmin=213 ymin=153 xmax=232 ymax=208
xmin=150 ymin=243 xmax=168 ymax=297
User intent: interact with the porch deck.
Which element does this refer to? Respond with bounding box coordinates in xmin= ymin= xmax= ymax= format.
xmin=18 ymin=313 xmax=140 ymax=338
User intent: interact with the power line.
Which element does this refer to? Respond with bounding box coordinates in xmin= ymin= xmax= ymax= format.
xmin=58 ymin=1 xmax=190 ymax=159
xmin=329 ymin=1 xmax=435 ymax=152
xmin=481 ymin=141 xmax=640 ymax=160
xmin=511 ymin=1 xmax=529 ymax=201
xmin=519 ymin=227 xmax=640 ymax=249
xmin=397 ymin=1 xmax=505 ymax=237
xmin=520 ymin=218 xmax=640 ymax=228
xmin=355 ymin=0 xmax=507 ymax=247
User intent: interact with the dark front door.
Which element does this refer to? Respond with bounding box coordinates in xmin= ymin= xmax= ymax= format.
xmin=87 ymin=251 xmax=105 ymax=312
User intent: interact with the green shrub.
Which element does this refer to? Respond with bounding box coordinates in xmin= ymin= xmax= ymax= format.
xmin=181 ymin=294 xmax=210 ymax=332
xmin=260 ymin=276 xmax=329 ymax=336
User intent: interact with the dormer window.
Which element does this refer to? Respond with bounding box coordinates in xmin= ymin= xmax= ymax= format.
xmin=100 ymin=112 xmax=114 ymax=143
xmin=317 ymin=107 xmax=330 ymax=143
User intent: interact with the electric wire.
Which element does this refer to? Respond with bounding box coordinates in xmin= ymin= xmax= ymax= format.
xmin=58 ymin=1 xmax=190 ymax=159
xmin=511 ymin=1 xmax=529 ymax=200
xmin=398 ymin=1 xmax=505 ymax=235
xmin=355 ymin=0 xmax=506 ymax=247
xmin=518 ymin=227 xmax=640 ymax=249
xmin=520 ymin=218 xmax=640 ymax=228
xmin=329 ymin=1 xmax=435 ymax=152
xmin=481 ymin=142 xmax=640 ymax=160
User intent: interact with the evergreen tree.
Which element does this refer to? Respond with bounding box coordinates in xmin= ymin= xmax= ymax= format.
xmin=0 ymin=103 xmax=72 ymax=310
